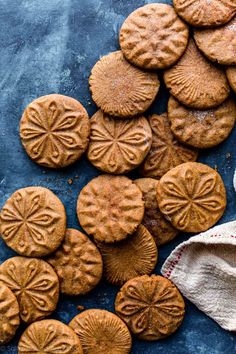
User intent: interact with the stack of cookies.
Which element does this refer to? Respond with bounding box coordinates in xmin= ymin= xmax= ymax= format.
xmin=0 ymin=2 xmax=235 ymax=353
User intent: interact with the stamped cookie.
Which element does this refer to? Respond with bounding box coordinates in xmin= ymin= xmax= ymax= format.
xmin=89 ymin=51 xmax=159 ymax=117
xmin=164 ymin=40 xmax=230 ymax=109
xmin=47 ymin=228 xmax=103 ymax=295
xmin=20 ymin=94 xmax=90 ymax=168
xmin=87 ymin=110 xmax=152 ymax=174
xmin=0 ymin=282 xmax=20 ymax=344
xmin=226 ymin=66 xmax=236 ymax=93
xmin=115 ymin=275 xmax=185 ymax=341
xmin=194 ymin=16 xmax=236 ymax=65
xmin=97 ymin=225 xmax=157 ymax=286
xmin=157 ymin=162 xmax=226 ymax=233
xmin=0 ymin=186 xmax=66 ymax=257
xmin=140 ymin=114 xmax=198 ymax=179
xmin=18 ymin=319 xmax=83 ymax=354
xmin=77 ymin=175 xmax=144 ymax=243
xmin=134 ymin=178 xmax=178 ymax=246
xmin=174 ymin=0 xmax=236 ymax=27
xmin=0 ymin=257 xmax=59 ymax=323
xmin=168 ymin=96 xmax=236 ymax=149
xmin=120 ymin=4 xmax=189 ymax=69
xmin=69 ymin=309 xmax=132 ymax=354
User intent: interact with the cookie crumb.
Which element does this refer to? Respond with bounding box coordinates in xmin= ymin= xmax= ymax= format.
xmin=214 ymin=165 xmax=218 ymax=171
xmin=77 ymin=305 xmax=85 ymax=311
xmin=75 ymin=175 xmax=79 ymax=179
xmin=68 ymin=178 xmax=73 ymax=185
xmin=226 ymin=153 xmax=231 ymax=159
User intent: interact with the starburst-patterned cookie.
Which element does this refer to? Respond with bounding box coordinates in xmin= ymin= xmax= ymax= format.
xmin=140 ymin=114 xmax=198 ymax=179
xmin=115 ymin=275 xmax=185 ymax=340
xmin=87 ymin=110 xmax=152 ymax=174
xmin=89 ymin=51 xmax=159 ymax=117
xmin=20 ymin=94 xmax=90 ymax=168
xmin=120 ymin=4 xmax=189 ymax=69
xmin=0 ymin=282 xmax=20 ymax=344
xmin=69 ymin=309 xmax=132 ymax=354
xmin=157 ymin=162 xmax=226 ymax=233
xmin=0 ymin=257 xmax=59 ymax=323
xmin=164 ymin=40 xmax=230 ymax=109
xmin=18 ymin=319 xmax=83 ymax=354
xmin=47 ymin=228 xmax=103 ymax=295
xmin=0 ymin=187 xmax=66 ymax=257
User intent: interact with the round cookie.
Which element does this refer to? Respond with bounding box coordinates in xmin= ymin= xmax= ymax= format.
xmin=173 ymin=0 xmax=236 ymax=28
xmin=47 ymin=228 xmax=103 ymax=295
xmin=157 ymin=162 xmax=226 ymax=233
xmin=134 ymin=178 xmax=178 ymax=246
xmin=140 ymin=113 xmax=198 ymax=179
xmin=226 ymin=66 xmax=236 ymax=93
xmin=0 ymin=282 xmax=20 ymax=345
xmin=194 ymin=17 xmax=236 ymax=65
xmin=168 ymin=96 xmax=236 ymax=149
xmin=0 ymin=186 xmax=66 ymax=257
xmin=97 ymin=225 xmax=157 ymax=286
xmin=77 ymin=175 xmax=144 ymax=243
xmin=115 ymin=275 xmax=185 ymax=341
xmin=0 ymin=257 xmax=59 ymax=323
xmin=69 ymin=309 xmax=132 ymax=354
xmin=164 ymin=39 xmax=230 ymax=109
xmin=87 ymin=110 xmax=152 ymax=174
xmin=89 ymin=51 xmax=159 ymax=117
xmin=18 ymin=319 xmax=83 ymax=354
xmin=20 ymin=94 xmax=90 ymax=168
xmin=119 ymin=3 xmax=189 ymax=70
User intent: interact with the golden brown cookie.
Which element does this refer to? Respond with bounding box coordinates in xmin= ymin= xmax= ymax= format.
xmin=0 ymin=257 xmax=59 ymax=323
xmin=97 ymin=225 xmax=157 ymax=286
xmin=20 ymin=94 xmax=90 ymax=168
xmin=194 ymin=17 xmax=236 ymax=65
xmin=174 ymin=0 xmax=236 ymax=27
xmin=134 ymin=178 xmax=178 ymax=246
xmin=157 ymin=162 xmax=226 ymax=233
xmin=18 ymin=319 xmax=83 ymax=354
xmin=77 ymin=175 xmax=144 ymax=243
xmin=226 ymin=66 xmax=236 ymax=93
xmin=87 ymin=110 xmax=152 ymax=174
xmin=0 ymin=186 xmax=66 ymax=257
xmin=0 ymin=282 xmax=20 ymax=345
xmin=164 ymin=40 xmax=230 ymax=109
xmin=140 ymin=113 xmax=198 ymax=179
xmin=119 ymin=4 xmax=189 ymax=70
xmin=47 ymin=228 xmax=103 ymax=295
xmin=168 ymin=96 xmax=236 ymax=149
xmin=115 ymin=275 xmax=185 ymax=341
xmin=89 ymin=51 xmax=159 ymax=117
xmin=69 ymin=309 xmax=132 ymax=354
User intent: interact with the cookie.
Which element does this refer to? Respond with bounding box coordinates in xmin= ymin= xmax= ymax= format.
xmin=168 ymin=96 xmax=236 ymax=149
xmin=115 ymin=275 xmax=185 ymax=341
xmin=47 ymin=228 xmax=103 ymax=296
xmin=0 ymin=257 xmax=59 ymax=323
xmin=18 ymin=319 xmax=83 ymax=354
xmin=77 ymin=175 xmax=144 ymax=243
xmin=20 ymin=94 xmax=90 ymax=168
xmin=0 ymin=282 xmax=20 ymax=345
xmin=164 ymin=40 xmax=230 ymax=109
xmin=97 ymin=225 xmax=157 ymax=286
xmin=87 ymin=110 xmax=152 ymax=174
xmin=134 ymin=178 xmax=178 ymax=246
xmin=174 ymin=0 xmax=236 ymax=28
xmin=194 ymin=17 xmax=236 ymax=65
xmin=119 ymin=4 xmax=189 ymax=70
xmin=226 ymin=66 xmax=236 ymax=93
xmin=157 ymin=162 xmax=226 ymax=233
xmin=0 ymin=186 xmax=66 ymax=257
xmin=69 ymin=309 xmax=132 ymax=354
xmin=89 ymin=51 xmax=159 ymax=117
xmin=140 ymin=113 xmax=198 ymax=179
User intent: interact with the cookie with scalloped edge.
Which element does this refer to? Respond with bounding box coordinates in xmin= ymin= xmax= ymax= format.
xmin=164 ymin=40 xmax=230 ymax=109
xmin=120 ymin=3 xmax=189 ymax=69
xmin=89 ymin=51 xmax=159 ymax=117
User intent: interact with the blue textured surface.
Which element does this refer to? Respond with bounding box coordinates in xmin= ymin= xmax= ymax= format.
xmin=0 ymin=0 xmax=236 ymax=353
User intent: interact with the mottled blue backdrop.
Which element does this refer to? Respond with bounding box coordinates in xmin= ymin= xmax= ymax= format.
xmin=0 ymin=0 xmax=236 ymax=353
